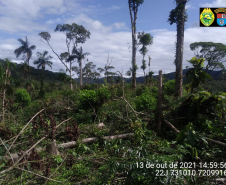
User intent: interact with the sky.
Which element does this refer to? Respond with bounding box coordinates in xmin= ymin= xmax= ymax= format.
xmin=0 ymin=0 xmax=226 ymax=77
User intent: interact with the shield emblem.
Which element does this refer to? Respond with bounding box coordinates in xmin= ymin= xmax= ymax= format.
xmin=217 ymin=14 xmax=226 ymax=26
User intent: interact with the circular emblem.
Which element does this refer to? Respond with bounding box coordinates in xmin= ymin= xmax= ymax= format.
xmin=200 ymin=8 xmax=215 ymax=26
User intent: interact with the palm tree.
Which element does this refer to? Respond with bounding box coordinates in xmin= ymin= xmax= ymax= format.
xmin=33 ymin=51 xmax=53 ymax=96
xmin=14 ymin=36 xmax=36 ymax=66
xmin=72 ymin=46 xmax=90 ymax=87
xmin=14 ymin=36 xmax=36 ymax=83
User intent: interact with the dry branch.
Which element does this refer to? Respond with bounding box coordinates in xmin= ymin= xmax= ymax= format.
xmin=1 ymin=117 xmax=72 ymax=175
xmin=0 ymin=109 xmax=45 ymax=165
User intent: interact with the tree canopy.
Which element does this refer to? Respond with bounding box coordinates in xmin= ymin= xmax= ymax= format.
xmin=190 ymin=42 xmax=226 ymax=73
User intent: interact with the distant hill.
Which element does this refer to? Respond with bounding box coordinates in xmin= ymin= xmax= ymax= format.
xmin=0 ymin=59 xmax=63 ymax=82
xmin=0 ymin=59 xmax=224 ymax=84
xmin=86 ymin=68 xmax=223 ymax=84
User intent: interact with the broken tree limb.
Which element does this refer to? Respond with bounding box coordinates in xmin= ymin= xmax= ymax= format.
xmin=164 ymin=120 xmax=180 ymax=133
xmin=205 ymin=138 xmax=226 ymax=148
xmin=0 ymin=109 xmax=45 ymax=165
xmin=164 ymin=119 xmax=226 ymax=148
xmin=3 ymin=117 xmax=72 ymax=166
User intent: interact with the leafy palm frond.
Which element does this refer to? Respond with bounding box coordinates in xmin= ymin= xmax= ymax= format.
xmin=14 ymin=36 xmax=36 ymax=65
xmin=33 ymin=51 xmax=53 ymax=70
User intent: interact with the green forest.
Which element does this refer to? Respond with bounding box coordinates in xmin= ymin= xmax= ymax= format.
xmin=0 ymin=0 xmax=226 ymax=185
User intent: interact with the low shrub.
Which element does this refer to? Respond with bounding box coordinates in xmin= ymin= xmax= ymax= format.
xmin=14 ymin=88 xmax=31 ymax=107
xmin=135 ymin=89 xmax=157 ymax=112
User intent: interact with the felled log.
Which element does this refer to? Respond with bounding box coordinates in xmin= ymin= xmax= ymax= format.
xmin=58 ymin=133 xmax=134 ymax=149
xmin=6 ymin=133 xmax=134 ymax=162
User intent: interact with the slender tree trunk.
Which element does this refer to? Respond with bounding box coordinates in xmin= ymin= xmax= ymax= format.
xmin=2 ymin=67 xmax=10 ymax=123
xmin=175 ymin=0 xmax=186 ymax=97
xmin=40 ymin=70 xmax=44 ymax=97
xmin=129 ymin=1 xmax=138 ymax=89
xmin=70 ymin=61 xmax=73 ymax=90
xmin=2 ymin=88 xmax=6 ymax=123
xmin=80 ymin=59 xmax=83 ymax=87
xmin=27 ymin=54 xmax=31 ymax=83
xmin=157 ymin=70 xmax=163 ymax=134
xmin=131 ymin=34 xmax=137 ymax=89
xmin=143 ymin=71 xmax=145 ymax=85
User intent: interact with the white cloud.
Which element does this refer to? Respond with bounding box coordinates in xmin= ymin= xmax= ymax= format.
xmin=185 ymin=4 xmax=195 ymax=10
xmin=113 ymin=22 xmax=127 ymax=30
xmin=111 ymin=6 xmax=121 ymax=10
xmin=0 ymin=0 xmax=65 ymax=19
xmin=0 ymin=17 xmax=47 ymax=33
xmin=65 ymin=13 xmax=112 ymax=33
xmin=46 ymin=18 xmax=62 ymax=24
xmin=200 ymin=0 xmax=226 ymax=7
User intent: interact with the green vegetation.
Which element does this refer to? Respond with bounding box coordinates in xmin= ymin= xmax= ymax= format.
xmin=0 ymin=59 xmax=225 ymax=184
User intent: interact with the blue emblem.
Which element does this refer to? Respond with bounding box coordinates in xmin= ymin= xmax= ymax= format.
xmin=217 ymin=14 xmax=226 ymax=26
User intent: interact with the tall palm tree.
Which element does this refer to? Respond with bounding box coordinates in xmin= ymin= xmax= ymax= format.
xmin=14 ymin=36 xmax=36 ymax=66
xmin=33 ymin=51 xmax=53 ymax=96
xmin=14 ymin=36 xmax=36 ymax=84
xmin=72 ymin=46 xmax=90 ymax=87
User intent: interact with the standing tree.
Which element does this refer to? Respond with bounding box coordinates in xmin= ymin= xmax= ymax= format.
xmin=168 ymin=0 xmax=188 ymax=97
xmin=38 ymin=23 xmax=91 ymax=90
xmin=128 ymin=0 xmax=144 ymax=89
xmin=190 ymin=42 xmax=226 ymax=78
xmin=33 ymin=51 xmax=53 ymax=96
xmin=14 ymin=36 xmax=36 ymax=66
xmin=72 ymin=61 xmax=100 ymax=86
xmin=71 ymin=46 xmax=90 ymax=87
xmin=14 ymin=36 xmax=36 ymax=83
xmin=138 ymin=31 xmax=153 ymax=84
xmin=82 ymin=62 xmax=96 ymax=85
xmin=101 ymin=54 xmax=115 ymax=84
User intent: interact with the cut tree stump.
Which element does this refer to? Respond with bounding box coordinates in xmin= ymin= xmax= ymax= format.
xmin=46 ymin=140 xmax=59 ymax=156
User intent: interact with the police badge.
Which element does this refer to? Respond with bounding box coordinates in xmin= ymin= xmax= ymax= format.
xmin=200 ymin=8 xmax=215 ymax=26
xmin=217 ymin=13 xmax=226 ymax=26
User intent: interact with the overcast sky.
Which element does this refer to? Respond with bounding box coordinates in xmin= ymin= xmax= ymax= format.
xmin=0 ymin=0 xmax=226 ymax=77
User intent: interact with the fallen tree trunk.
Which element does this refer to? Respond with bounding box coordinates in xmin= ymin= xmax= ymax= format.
xmin=164 ymin=119 xmax=226 ymax=148
xmin=6 ymin=133 xmax=134 ymax=162
xmin=58 ymin=133 xmax=134 ymax=149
